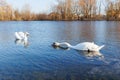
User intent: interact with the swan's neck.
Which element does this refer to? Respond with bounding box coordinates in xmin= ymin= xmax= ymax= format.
xmin=24 ymin=33 xmax=28 ymax=40
xmin=24 ymin=35 xmax=28 ymax=41
xmin=60 ymin=42 xmax=73 ymax=48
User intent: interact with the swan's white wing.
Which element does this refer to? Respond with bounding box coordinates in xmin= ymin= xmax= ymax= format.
xmin=83 ymin=42 xmax=104 ymax=51
xmin=15 ymin=32 xmax=22 ymax=39
xmin=65 ymin=42 xmax=104 ymax=51
xmin=74 ymin=42 xmax=95 ymax=51
xmin=73 ymin=43 xmax=89 ymax=50
xmin=15 ymin=32 xmax=25 ymax=40
xmin=18 ymin=32 xmax=25 ymax=39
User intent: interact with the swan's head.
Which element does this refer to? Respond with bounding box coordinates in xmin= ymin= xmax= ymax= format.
xmin=52 ymin=42 xmax=71 ymax=49
xmin=25 ymin=32 xmax=29 ymax=37
xmin=52 ymin=42 xmax=60 ymax=47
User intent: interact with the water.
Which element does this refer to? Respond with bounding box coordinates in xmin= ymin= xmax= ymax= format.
xmin=0 ymin=21 xmax=120 ymax=80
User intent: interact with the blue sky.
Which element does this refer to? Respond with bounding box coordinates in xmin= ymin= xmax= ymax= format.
xmin=6 ymin=0 xmax=57 ymax=13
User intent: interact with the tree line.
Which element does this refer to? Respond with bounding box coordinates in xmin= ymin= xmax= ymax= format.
xmin=1 ymin=0 xmax=120 ymax=21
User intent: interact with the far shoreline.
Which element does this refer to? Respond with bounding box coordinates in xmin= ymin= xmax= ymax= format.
xmin=0 ymin=20 xmax=120 ymax=21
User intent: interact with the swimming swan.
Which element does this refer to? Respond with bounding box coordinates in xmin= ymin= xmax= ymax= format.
xmin=52 ymin=42 xmax=104 ymax=52
xmin=15 ymin=32 xmax=29 ymax=40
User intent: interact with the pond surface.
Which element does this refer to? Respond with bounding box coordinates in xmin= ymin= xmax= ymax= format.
xmin=0 ymin=21 xmax=120 ymax=80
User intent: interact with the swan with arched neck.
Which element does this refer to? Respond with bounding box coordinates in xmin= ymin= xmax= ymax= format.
xmin=52 ymin=42 xmax=104 ymax=52
xmin=15 ymin=32 xmax=29 ymax=41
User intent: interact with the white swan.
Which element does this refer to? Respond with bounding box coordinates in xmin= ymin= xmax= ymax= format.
xmin=15 ymin=32 xmax=29 ymax=40
xmin=52 ymin=42 xmax=104 ymax=52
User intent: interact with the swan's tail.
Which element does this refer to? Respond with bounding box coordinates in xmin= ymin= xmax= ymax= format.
xmin=98 ymin=45 xmax=105 ymax=50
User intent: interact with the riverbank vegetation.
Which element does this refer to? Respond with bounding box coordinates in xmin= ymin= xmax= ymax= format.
xmin=1 ymin=0 xmax=120 ymax=21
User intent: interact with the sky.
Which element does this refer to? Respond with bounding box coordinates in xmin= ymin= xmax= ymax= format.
xmin=5 ymin=0 xmax=113 ymax=15
xmin=6 ymin=0 xmax=57 ymax=13
xmin=6 ymin=0 xmax=106 ymax=14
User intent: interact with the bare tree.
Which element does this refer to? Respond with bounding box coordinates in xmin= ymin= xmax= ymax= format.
xmin=21 ymin=4 xmax=31 ymax=20
xmin=0 ymin=0 xmax=13 ymax=20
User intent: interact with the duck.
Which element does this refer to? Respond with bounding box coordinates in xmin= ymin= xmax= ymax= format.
xmin=52 ymin=42 xmax=104 ymax=52
xmin=15 ymin=32 xmax=29 ymax=40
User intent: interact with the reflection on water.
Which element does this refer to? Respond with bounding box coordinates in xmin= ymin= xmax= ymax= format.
xmin=15 ymin=39 xmax=29 ymax=48
xmin=52 ymin=45 xmax=104 ymax=60
xmin=0 ymin=21 xmax=120 ymax=80
xmin=79 ymin=51 xmax=104 ymax=58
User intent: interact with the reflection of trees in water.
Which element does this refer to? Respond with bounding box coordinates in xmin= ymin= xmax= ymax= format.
xmin=53 ymin=22 xmax=96 ymax=44
xmin=104 ymin=22 xmax=120 ymax=41
xmin=56 ymin=21 xmax=120 ymax=44
xmin=79 ymin=22 xmax=95 ymax=42
xmin=53 ymin=22 xmax=75 ymax=42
